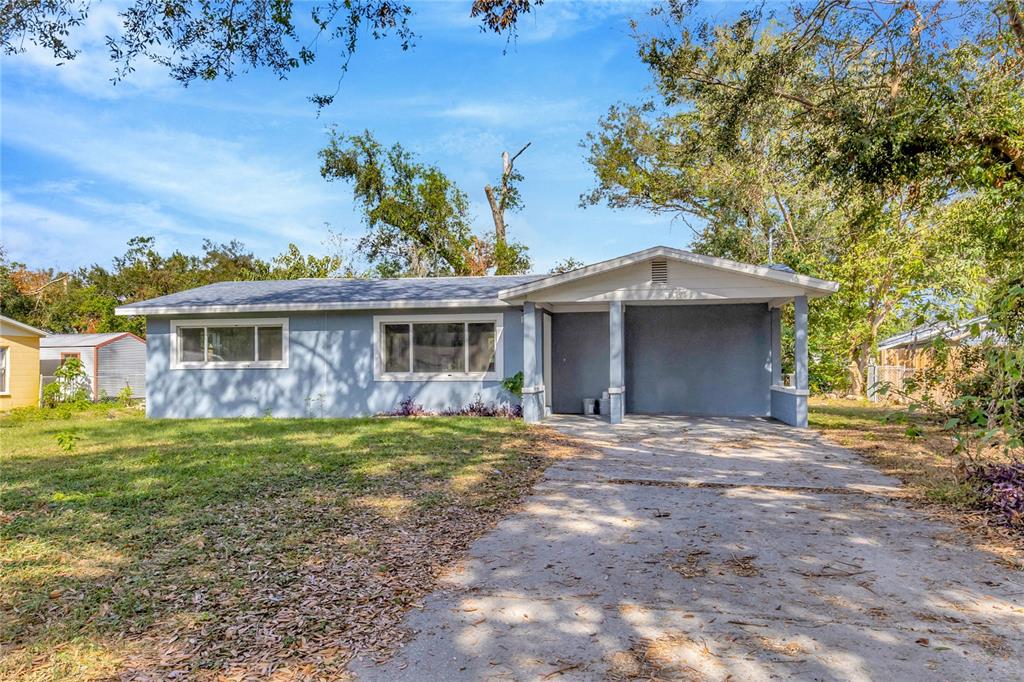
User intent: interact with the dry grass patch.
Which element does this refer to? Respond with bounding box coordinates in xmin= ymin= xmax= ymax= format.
xmin=1 ymin=409 xmax=572 ymax=680
xmin=809 ymin=398 xmax=1023 ymax=569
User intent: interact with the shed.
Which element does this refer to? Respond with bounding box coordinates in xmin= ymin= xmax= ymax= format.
xmin=40 ymin=333 xmax=147 ymax=401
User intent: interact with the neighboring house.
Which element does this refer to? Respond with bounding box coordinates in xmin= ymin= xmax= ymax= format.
xmin=115 ymin=246 xmax=839 ymax=427
xmin=40 ymin=333 xmax=147 ymax=401
xmin=868 ymin=316 xmax=990 ymax=402
xmin=0 ymin=315 xmax=48 ymax=409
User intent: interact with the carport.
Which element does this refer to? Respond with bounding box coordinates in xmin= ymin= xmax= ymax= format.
xmin=497 ymin=246 xmax=839 ymax=427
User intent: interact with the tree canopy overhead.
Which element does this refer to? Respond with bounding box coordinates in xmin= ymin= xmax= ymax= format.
xmin=584 ymin=0 xmax=1024 ymax=391
xmin=1 ymin=0 xmax=544 ymax=107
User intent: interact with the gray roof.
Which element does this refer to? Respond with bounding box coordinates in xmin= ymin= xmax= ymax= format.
xmin=42 ymin=333 xmax=140 ymax=348
xmin=878 ymin=316 xmax=989 ymax=350
xmin=116 ymin=275 xmax=545 ymax=314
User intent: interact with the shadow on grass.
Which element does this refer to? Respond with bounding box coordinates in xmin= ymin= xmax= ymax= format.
xmin=0 ymin=412 xmax=545 ymax=678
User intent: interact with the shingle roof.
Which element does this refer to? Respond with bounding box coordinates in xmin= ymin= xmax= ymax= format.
xmin=115 ymin=275 xmax=545 ymax=315
xmin=42 ymin=333 xmax=140 ymax=348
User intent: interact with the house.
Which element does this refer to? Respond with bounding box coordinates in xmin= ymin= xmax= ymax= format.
xmin=114 ymin=246 xmax=839 ymax=426
xmin=868 ymin=316 xmax=990 ymax=401
xmin=40 ymin=333 xmax=147 ymax=401
xmin=0 ymin=315 xmax=48 ymax=409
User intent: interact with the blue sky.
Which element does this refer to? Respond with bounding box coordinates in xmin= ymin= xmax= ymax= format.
xmin=1 ymin=0 xmax=712 ymax=274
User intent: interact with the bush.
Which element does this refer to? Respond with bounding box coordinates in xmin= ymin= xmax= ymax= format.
xmin=967 ymin=462 xmax=1024 ymax=528
xmin=383 ymin=395 xmax=522 ymax=419
xmin=501 ymin=372 xmax=524 ymax=397
xmin=117 ymin=385 xmax=134 ymax=406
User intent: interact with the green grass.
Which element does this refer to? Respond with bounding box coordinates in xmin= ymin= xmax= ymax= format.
xmin=0 ymin=405 xmax=552 ymax=680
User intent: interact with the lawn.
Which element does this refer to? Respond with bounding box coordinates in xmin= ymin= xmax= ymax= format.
xmin=0 ymin=406 xmax=568 ymax=680
xmin=809 ymin=397 xmax=1023 ymax=568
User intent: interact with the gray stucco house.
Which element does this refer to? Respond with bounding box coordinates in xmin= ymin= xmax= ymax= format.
xmin=115 ymin=246 xmax=838 ymax=427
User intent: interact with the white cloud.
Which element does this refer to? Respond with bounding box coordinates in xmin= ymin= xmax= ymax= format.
xmin=434 ymin=98 xmax=585 ymax=128
xmin=4 ymin=3 xmax=175 ymax=99
xmin=2 ymin=101 xmax=348 ymax=252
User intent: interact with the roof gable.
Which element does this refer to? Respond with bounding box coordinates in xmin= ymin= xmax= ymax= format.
xmin=0 ymin=315 xmax=48 ymax=337
xmin=498 ymin=246 xmax=839 ymax=303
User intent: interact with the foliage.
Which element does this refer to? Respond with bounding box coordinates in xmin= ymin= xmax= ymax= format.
xmin=117 ymin=385 xmax=134 ymax=406
xmin=886 ymin=283 xmax=1024 ymax=466
xmin=1 ymin=236 xmax=347 ymax=337
xmin=1 ymin=1 xmax=542 ymax=109
xmin=549 ymin=258 xmax=585 ymax=274
xmin=384 ymin=395 xmax=522 ymax=418
xmin=51 ymin=356 xmax=90 ymax=404
xmin=441 ymin=396 xmax=523 ymax=418
xmin=583 ymin=0 xmax=1024 ymax=393
xmin=54 ymin=430 xmax=79 ymax=452
xmin=501 ymin=371 xmax=524 ymax=397
xmin=967 ymin=461 xmax=1024 ymax=528
xmin=320 ymin=129 xmax=531 ymax=276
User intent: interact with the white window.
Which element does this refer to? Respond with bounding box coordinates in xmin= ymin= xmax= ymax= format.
xmin=374 ymin=314 xmax=503 ymax=381
xmin=170 ymin=318 xmax=288 ymax=369
xmin=0 ymin=346 xmax=8 ymax=394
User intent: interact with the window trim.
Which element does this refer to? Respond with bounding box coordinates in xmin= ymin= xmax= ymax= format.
xmin=0 ymin=345 xmax=9 ymax=395
xmin=169 ymin=318 xmax=289 ymax=370
xmin=373 ymin=313 xmax=503 ymax=382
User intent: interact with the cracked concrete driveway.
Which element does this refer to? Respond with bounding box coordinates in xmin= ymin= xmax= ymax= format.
xmin=353 ymin=415 xmax=1024 ymax=681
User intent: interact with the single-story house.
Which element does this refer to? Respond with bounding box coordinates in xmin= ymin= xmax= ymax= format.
xmin=868 ymin=315 xmax=990 ymax=402
xmin=0 ymin=315 xmax=48 ymax=409
xmin=115 ymin=246 xmax=839 ymax=426
xmin=40 ymin=333 xmax=147 ymax=401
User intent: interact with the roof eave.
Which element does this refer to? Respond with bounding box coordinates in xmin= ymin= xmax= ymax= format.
xmin=114 ymin=297 xmax=514 ymax=316
xmin=0 ymin=316 xmax=49 ymax=337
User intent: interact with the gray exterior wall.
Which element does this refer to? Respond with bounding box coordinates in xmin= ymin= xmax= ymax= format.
xmin=98 ymin=337 xmax=146 ymax=399
xmin=145 ymin=307 xmax=523 ymax=418
xmin=624 ymin=304 xmax=771 ymax=417
xmin=550 ymin=312 xmax=610 ymax=414
xmin=770 ymin=388 xmax=807 ymax=427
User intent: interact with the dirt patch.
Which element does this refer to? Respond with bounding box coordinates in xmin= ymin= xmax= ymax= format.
xmin=722 ymin=555 xmax=761 ymax=578
xmin=810 ymin=398 xmax=1024 ymax=571
xmin=665 ymin=551 xmax=761 ymax=580
xmin=606 ymin=634 xmax=707 ymax=681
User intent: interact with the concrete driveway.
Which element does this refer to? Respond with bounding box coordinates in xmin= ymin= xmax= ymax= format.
xmin=354 ymin=416 xmax=1024 ymax=681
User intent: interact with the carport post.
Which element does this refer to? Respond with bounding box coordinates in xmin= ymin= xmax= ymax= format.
xmin=522 ymin=302 xmax=544 ymax=423
xmin=795 ymin=296 xmax=808 ymax=391
xmin=608 ymin=301 xmax=625 ymax=424
xmin=770 ymin=306 xmax=782 ymax=386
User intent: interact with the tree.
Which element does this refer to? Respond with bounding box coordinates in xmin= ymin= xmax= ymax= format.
xmin=0 ymin=237 xmax=348 ymax=336
xmin=584 ymin=0 xmax=1022 ymax=392
xmin=1 ymin=0 xmax=543 ymax=108
xmin=319 ymin=129 xmax=531 ymax=276
xmin=483 ymin=143 xmax=531 ymax=274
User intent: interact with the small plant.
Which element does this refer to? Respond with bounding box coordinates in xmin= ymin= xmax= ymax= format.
xmin=967 ymin=462 xmax=1024 ymax=528
xmin=41 ymin=382 xmax=62 ymax=408
xmin=117 ymin=385 xmax=134 ymax=406
xmin=501 ymin=371 xmax=524 ymax=397
xmin=55 ymin=430 xmax=80 ymax=452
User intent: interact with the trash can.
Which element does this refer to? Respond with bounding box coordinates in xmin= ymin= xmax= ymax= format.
xmin=582 ymin=398 xmax=597 ymax=415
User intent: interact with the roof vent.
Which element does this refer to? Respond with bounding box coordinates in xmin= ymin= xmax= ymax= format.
xmin=651 ymin=259 xmax=668 ymax=284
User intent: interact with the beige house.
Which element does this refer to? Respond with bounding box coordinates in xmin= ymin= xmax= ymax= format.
xmin=0 ymin=315 xmax=48 ymax=409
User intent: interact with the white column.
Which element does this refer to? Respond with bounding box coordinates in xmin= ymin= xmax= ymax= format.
xmin=521 ymin=302 xmax=544 ymax=423
xmin=608 ymin=301 xmax=625 ymax=424
xmin=794 ymin=296 xmax=808 ymax=391
xmin=770 ymin=306 xmax=782 ymax=386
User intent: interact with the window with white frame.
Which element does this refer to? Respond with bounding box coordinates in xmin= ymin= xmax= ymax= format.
xmin=170 ymin=319 xmax=288 ymax=368
xmin=0 ymin=346 xmax=8 ymax=394
xmin=376 ymin=315 xmax=501 ymax=380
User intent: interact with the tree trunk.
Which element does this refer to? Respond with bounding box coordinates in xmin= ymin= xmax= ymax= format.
xmin=484 ymin=184 xmax=505 ymax=248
